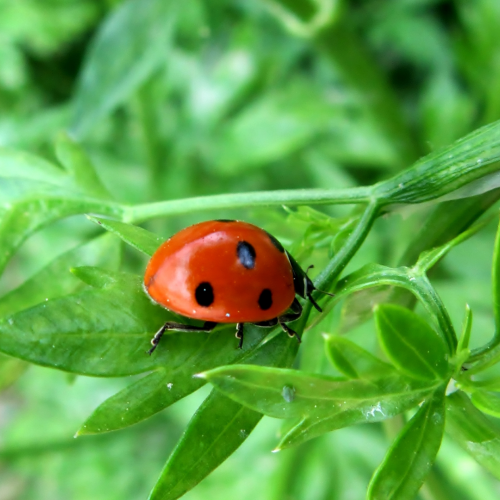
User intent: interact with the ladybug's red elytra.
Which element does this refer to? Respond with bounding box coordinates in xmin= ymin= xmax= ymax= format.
xmin=143 ymin=219 xmax=324 ymax=354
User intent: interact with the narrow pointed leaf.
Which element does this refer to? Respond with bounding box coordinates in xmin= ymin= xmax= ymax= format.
xmin=0 ymin=268 xmax=266 ymax=377
xmin=446 ymin=391 xmax=500 ymax=480
xmin=458 ymin=304 xmax=473 ymax=352
xmin=0 ymin=234 xmax=120 ymax=317
xmin=492 ymin=216 xmax=500 ymax=346
xmin=149 ymin=332 xmax=299 ymax=500
xmin=375 ymin=304 xmax=449 ymax=381
xmin=71 ymin=0 xmax=176 ymax=137
xmin=367 ymin=389 xmax=446 ymax=500
xmin=324 ymin=334 xmax=396 ymax=379
xmin=202 ymin=364 xmax=436 ymax=419
xmin=277 ymin=386 xmax=432 ymax=450
xmin=87 ymin=215 xmax=163 ymax=256
xmin=55 ymin=133 xmax=112 ymax=199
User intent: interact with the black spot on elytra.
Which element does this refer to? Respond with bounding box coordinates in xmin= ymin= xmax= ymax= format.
xmin=237 ymin=241 xmax=256 ymax=269
xmin=195 ymin=282 xmax=214 ymax=307
xmin=258 ymin=289 xmax=273 ymax=310
xmin=265 ymin=231 xmax=284 ymax=253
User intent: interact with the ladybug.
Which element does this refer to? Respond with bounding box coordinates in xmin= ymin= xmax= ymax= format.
xmin=143 ymin=219 xmax=324 ymax=354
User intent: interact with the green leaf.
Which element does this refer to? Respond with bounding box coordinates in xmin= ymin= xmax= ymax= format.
xmin=457 ymin=303 xmax=473 ymax=353
xmin=87 ymin=215 xmax=164 ymax=256
xmin=446 ymin=391 xmax=500 ymax=480
xmin=324 ymin=334 xmax=396 ymax=379
xmin=367 ymin=388 xmax=446 ymax=500
xmin=374 ymin=304 xmax=449 ymax=381
xmin=277 ymin=384 xmax=433 ymax=450
xmin=0 ymin=268 xmax=267 ymax=377
xmin=376 ymin=119 xmax=500 ymax=204
xmin=0 ymin=352 xmax=27 ymax=392
xmin=471 ymin=390 xmax=500 ymax=418
xmin=78 ymin=321 xmax=273 ymax=434
xmin=202 ymin=364 xmax=436 ymax=420
xmin=55 ymin=132 xmax=112 ymax=199
xmin=71 ymin=0 xmax=176 ymax=137
xmin=0 ymin=234 xmax=120 ymax=317
xmin=491 ymin=216 xmax=500 ymax=346
xmin=148 ymin=331 xmax=299 ymax=500
xmin=0 ymin=149 xmax=122 ymax=275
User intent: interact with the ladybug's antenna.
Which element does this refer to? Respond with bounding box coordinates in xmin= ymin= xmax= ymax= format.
xmin=305 ymin=265 xmax=335 ymax=313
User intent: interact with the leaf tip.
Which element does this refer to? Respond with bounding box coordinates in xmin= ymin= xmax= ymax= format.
xmin=271 ymin=447 xmax=281 ymax=453
xmin=193 ymin=372 xmax=207 ymax=379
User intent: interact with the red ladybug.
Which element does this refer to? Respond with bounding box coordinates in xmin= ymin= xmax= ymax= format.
xmin=144 ymin=220 xmax=323 ymax=354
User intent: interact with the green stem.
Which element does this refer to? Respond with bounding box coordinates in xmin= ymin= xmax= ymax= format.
xmin=298 ymin=200 xmax=380 ymax=332
xmin=124 ymin=186 xmax=374 ymax=223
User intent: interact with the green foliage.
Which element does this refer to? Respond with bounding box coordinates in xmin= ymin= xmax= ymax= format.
xmin=2 ymin=2 xmax=500 ymax=500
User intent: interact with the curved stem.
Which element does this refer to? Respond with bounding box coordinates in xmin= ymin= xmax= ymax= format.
xmin=123 ymin=186 xmax=374 ymax=223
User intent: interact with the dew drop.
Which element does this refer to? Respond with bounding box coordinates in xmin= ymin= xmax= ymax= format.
xmin=282 ymin=385 xmax=295 ymax=403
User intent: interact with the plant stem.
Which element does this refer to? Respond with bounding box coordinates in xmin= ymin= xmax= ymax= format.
xmin=124 ymin=186 xmax=374 ymax=223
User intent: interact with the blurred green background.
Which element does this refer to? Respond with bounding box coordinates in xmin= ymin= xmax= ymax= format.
xmin=1 ymin=0 xmax=500 ymax=498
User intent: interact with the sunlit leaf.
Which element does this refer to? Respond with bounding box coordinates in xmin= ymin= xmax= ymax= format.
xmin=202 ymin=364 xmax=436 ymax=420
xmin=324 ymin=334 xmax=395 ymax=379
xmin=374 ymin=304 xmax=449 ymax=381
xmin=471 ymin=390 xmax=500 ymax=419
xmin=446 ymin=391 xmax=500 ymax=480
xmin=367 ymin=388 xmax=446 ymax=500
xmin=87 ymin=215 xmax=164 ymax=256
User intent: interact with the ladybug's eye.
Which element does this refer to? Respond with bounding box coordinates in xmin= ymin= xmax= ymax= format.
xmin=237 ymin=241 xmax=256 ymax=269
xmin=258 ymin=289 xmax=273 ymax=310
xmin=195 ymin=282 xmax=214 ymax=307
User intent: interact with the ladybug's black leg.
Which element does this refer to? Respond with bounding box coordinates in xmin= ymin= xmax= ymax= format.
xmin=148 ymin=321 xmax=217 ymax=355
xmin=278 ymin=298 xmax=302 ymax=323
xmin=235 ymin=323 xmax=245 ymax=349
xmin=279 ymin=320 xmax=302 ymax=343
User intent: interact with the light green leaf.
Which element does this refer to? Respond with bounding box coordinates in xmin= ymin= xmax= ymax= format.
xmin=71 ymin=0 xmax=176 ymax=137
xmin=374 ymin=304 xmax=449 ymax=381
xmin=457 ymin=303 xmax=473 ymax=353
xmin=202 ymin=364 xmax=436 ymax=420
xmin=471 ymin=390 xmax=500 ymax=418
xmin=324 ymin=334 xmax=396 ymax=379
xmin=367 ymin=388 xmax=446 ymax=500
xmin=446 ymin=391 xmax=500 ymax=480
xmin=87 ymin=215 xmax=164 ymax=256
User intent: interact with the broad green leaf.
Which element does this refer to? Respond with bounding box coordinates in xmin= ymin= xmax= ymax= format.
xmin=71 ymin=0 xmax=176 ymax=137
xmin=87 ymin=215 xmax=164 ymax=256
xmin=376 ymin=119 xmax=500 ymax=204
xmin=149 ymin=330 xmax=299 ymax=500
xmin=55 ymin=133 xmax=111 ymax=199
xmin=0 ymin=149 xmax=122 ymax=275
xmin=367 ymin=389 xmax=446 ymax=500
xmin=374 ymin=304 xmax=449 ymax=381
xmin=0 ymin=267 xmax=267 ymax=377
xmin=202 ymin=364 xmax=436 ymax=420
xmin=78 ymin=321 xmax=274 ymax=434
xmin=446 ymin=391 xmax=500 ymax=480
xmin=324 ymin=334 xmax=395 ymax=379
xmin=277 ymin=385 xmax=432 ymax=450
xmin=471 ymin=390 xmax=500 ymax=418
xmin=0 ymin=234 xmax=120 ymax=317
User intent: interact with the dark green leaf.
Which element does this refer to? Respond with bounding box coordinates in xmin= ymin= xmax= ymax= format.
xmin=149 ymin=331 xmax=299 ymax=500
xmin=324 ymin=334 xmax=395 ymax=379
xmin=374 ymin=304 xmax=449 ymax=381
xmin=471 ymin=390 xmax=500 ymax=418
xmin=0 ymin=235 xmax=120 ymax=317
xmin=367 ymin=388 xmax=446 ymax=500
xmin=446 ymin=391 xmax=500 ymax=480
xmin=87 ymin=215 xmax=164 ymax=256
xmin=202 ymin=364 xmax=436 ymax=420
xmin=71 ymin=0 xmax=176 ymax=137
